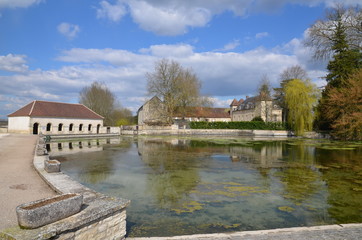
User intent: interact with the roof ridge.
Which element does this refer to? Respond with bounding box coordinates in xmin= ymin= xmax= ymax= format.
xmin=29 ymin=100 xmax=36 ymax=116
xmin=35 ymin=100 xmax=82 ymax=106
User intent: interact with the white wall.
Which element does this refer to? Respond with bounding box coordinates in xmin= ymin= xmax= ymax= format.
xmin=30 ymin=117 xmax=103 ymax=135
xmin=8 ymin=116 xmax=31 ymax=133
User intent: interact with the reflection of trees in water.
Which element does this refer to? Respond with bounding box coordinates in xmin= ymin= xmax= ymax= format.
xmin=315 ymin=148 xmax=362 ymax=223
xmin=275 ymin=167 xmax=321 ymax=205
xmin=137 ymin=137 xmax=362 ymax=224
xmin=80 ymin=139 xmax=132 ymax=184
xmin=138 ymin=139 xmax=203 ymax=209
xmin=274 ymin=142 xmax=322 ymax=206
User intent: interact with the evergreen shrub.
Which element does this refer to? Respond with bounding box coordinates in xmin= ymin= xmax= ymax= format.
xmin=190 ymin=121 xmax=287 ymax=130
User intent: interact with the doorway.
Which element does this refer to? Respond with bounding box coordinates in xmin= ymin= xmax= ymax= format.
xmin=33 ymin=123 xmax=39 ymax=135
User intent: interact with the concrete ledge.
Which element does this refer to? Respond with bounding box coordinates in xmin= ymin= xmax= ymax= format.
xmin=132 ymin=129 xmax=292 ymax=136
xmin=47 ymin=133 xmax=120 ymax=140
xmin=129 ymin=223 xmax=362 ymax=240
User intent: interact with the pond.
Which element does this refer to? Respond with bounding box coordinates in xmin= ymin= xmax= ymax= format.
xmin=51 ymin=136 xmax=362 ymax=237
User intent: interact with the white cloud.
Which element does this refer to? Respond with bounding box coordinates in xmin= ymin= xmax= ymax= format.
xmin=216 ymin=40 xmax=240 ymax=52
xmin=255 ymin=32 xmax=269 ymax=39
xmin=0 ymin=0 xmax=42 ymax=9
xmin=96 ymin=0 xmax=127 ymax=22
xmin=94 ymin=0 xmax=361 ymax=36
xmin=128 ymin=0 xmax=211 ymax=36
xmin=57 ymin=22 xmax=80 ymax=40
xmin=140 ymin=44 xmax=194 ymax=58
xmin=0 ymin=54 xmax=28 ymax=73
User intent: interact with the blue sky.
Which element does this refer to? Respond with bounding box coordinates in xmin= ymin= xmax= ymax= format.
xmin=1 ymin=0 xmax=361 ymax=118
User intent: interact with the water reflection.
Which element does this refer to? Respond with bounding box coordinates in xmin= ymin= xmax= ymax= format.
xmin=46 ymin=139 xmax=107 ymax=156
xmin=138 ymin=139 xmax=201 ymax=209
xmin=56 ymin=136 xmax=362 ymax=237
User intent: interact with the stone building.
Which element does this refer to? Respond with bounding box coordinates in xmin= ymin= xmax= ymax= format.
xmin=230 ymin=96 xmax=282 ymax=122
xmin=137 ymin=96 xmax=166 ymax=125
xmin=137 ymin=96 xmax=231 ymax=125
xmin=8 ymin=100 xmax=104 ymax=134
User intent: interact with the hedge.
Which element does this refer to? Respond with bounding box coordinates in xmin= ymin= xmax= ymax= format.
xmin=189 ymin=121 xmax=288 ymax=130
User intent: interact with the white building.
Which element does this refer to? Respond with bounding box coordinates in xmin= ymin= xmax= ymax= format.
xmin=8 ymin=100 xmax=105 ymax=135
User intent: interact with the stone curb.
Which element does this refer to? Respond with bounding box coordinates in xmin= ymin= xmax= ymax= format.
xmin=129 ymin=223 xmax=362 ymax=240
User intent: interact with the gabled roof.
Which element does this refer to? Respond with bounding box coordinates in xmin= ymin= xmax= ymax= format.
xmin=137 ymin=96 xmax=162 ymax=113
xmin=230 ymin=99 xmax=239 ymax=106
xmin=175 ymin=107 xmax=230 ymax=118
xmin=8 ymin=100 xmax=104 ymax=120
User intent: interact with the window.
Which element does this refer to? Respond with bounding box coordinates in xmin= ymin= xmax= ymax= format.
xmin=88 ymin=124 xmax=92 ymax=131
xmin=69 ymin=123 xmax=74 ymax=132
xmin=58 ymin=123 xmax=63 ymax=132
xmin=79 ymin=124 xmax=83 ymax=131
xmin=46 ymin=123 xmax=51 ymax=132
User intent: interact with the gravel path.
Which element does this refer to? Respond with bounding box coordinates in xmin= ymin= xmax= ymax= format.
xmin=0 ymin=134 xmax=56 ymax=230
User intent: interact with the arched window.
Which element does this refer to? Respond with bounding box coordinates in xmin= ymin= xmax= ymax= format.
xmin=69 ymin=123 xmax=74 ymax=132
xmin=58 ymin=123 xmax=63 ymax=132
xmin=88 ymin=124 xmax=92 ymax=131
xmin=97 ymin=124 xmax=101 ymax=134
xmin=46 ymin=123 xmax=51 ymax=132
xmin=79 ymin=124 xmax=83 ymax=131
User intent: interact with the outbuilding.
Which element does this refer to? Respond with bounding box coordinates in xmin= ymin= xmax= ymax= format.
xmin=8 ymin=100 xmax=104 ymax=135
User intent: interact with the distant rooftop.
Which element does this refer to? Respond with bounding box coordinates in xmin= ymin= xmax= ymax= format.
xmin=8 ymin=100 xmax=104 ymax=120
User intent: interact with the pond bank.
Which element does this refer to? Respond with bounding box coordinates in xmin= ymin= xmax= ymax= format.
xmin=122 ymin=128 xmax=329 ymax=139
xmin=128 ymin=223 xmax=362 ymax=240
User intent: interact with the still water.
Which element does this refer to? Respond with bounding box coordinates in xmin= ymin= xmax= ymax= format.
xmin=52 ymin=136 xmax=362 ymax=237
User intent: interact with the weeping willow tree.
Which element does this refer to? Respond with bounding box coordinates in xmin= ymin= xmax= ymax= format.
xmin=285 ymin=79 xmax=320 ymax=136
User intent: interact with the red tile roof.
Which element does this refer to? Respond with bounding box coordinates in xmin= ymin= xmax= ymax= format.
xmin=8 ymin=100 xmax=104 ymax=119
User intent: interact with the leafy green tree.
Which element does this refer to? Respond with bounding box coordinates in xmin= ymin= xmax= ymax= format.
xmin=322 ymin=69 xmax=362 ymax=140
xmin=305 ymin=5 xmax=362 ymax=131
xmin=325 ymin=18 xmax=362 ymax=88
xmin=284 ymin=79 xmax=319 ymax=136
xmin=274 ymin=65 xmax=308 ymax=122
xmin=304 ymin=5 xmax=362 ymax=60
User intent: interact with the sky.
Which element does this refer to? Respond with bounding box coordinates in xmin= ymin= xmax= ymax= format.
xmin=1 ymin=0 xmax=361 ymax=118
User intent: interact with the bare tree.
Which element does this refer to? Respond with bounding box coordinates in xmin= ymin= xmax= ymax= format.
xmin=279 ymin=65 xmax=308 ymax=81
xmin=79 ymin=82 xmax=116 ymax=125
xmin=257 ymin=75 xmax=272 ymax=121
xmin=304 ymin=5 xmax=362 ymax=60
xmin=146 ymin=59 xmax=209 ymax=123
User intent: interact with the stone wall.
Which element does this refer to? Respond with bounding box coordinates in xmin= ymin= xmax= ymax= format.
xmin=124 ymin=128 xmax=292 ymax=136
xmin=58 ymin=208 xmax=127 ymax=240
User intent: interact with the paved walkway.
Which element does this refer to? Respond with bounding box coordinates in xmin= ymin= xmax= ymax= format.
xmin=0 ymin=134 xmax=56 ymax=230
